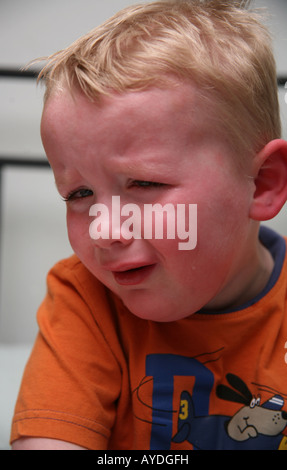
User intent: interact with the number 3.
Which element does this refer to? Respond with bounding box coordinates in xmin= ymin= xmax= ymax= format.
xmin=179 ymin=399 xmax=189 ymax=420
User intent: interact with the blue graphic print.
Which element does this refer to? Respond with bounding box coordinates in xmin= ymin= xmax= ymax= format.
xmin=144 ymin=354 xmax=287 ymax=450
xmin=145 ymin=354 xmax=214 ymax=449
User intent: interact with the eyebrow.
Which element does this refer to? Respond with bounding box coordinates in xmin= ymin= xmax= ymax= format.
xmin=53 ymin=168 xmax=80 ymax=193
xmin=53 ymin=179 xmax=64 ymax=195
xmin=111 ymin=152 xmax=174 ymax=177
xmin=53 ymin=175 xmax=75 ymax=196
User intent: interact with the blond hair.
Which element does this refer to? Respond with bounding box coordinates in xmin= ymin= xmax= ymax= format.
xmin=37 ymin=0 xmax=281 ymax=153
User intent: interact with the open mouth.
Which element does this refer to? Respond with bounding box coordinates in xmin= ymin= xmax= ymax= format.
xmin=112 ymin=264 xmax=156 ymax=286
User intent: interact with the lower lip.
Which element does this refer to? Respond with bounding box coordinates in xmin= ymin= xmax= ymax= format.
xmin=113 ymin=265 xmax=156 ymax=286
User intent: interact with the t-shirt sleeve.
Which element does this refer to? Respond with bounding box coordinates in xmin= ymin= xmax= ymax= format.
xmin=10 ymin=258 xmax=123 ymax=450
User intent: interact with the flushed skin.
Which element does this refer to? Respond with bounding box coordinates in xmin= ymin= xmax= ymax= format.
xmin=40 ymin=83 xmax=279 ymax=323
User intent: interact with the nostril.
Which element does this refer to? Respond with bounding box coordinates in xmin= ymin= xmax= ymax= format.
xmin=282 ymin=411 xmax=287 ymax=420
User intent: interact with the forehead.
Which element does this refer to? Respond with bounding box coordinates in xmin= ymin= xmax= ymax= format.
xmin=41 ymin=81 xmax=245 ymax=182
xmin=41 ymin=81 xmax=216 ymax=142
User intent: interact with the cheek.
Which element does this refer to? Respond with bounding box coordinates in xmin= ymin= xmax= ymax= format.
xmin=197 ymin=174 xmax=251 ymax=237
xmin=151 ymin=236 xmax=197 ymax=282
xmin=66 ymin=211 xmax=91 ymax=255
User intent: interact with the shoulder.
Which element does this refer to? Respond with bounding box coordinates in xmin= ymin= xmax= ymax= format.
xmin=47 ymin=254 xmax=106 ymax=299
xmin=48 ymin=253 xmax=93 ymax=281
xmin=43 ymin=255 xmax=129 ymax=333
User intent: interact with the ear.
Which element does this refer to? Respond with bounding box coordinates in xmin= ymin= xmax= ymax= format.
xmin=249 ymin=139 xmax=287 ymax=221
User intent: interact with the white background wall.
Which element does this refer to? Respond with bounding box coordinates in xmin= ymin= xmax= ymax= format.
xmin=0 ymin=0 xmax=286 ymax=345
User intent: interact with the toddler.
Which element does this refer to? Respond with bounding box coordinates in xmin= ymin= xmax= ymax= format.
xmin=11 ymin=0 xmax=287 ymax=450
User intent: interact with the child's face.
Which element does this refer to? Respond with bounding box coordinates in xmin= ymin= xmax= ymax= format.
xmin=41 ymin=82 xmax=256 ymax=321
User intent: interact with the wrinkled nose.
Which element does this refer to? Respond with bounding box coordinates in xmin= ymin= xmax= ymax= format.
xmin=89 ymin=198 xmax=139 ymax=248
xmin=282 ymin=411 xmax=287 ymax=420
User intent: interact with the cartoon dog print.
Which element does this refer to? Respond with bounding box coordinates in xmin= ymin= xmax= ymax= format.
xmin=172 ymin=373 xmax=287 ymax=450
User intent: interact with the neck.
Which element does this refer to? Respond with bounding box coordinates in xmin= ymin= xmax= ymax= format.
xmin=205 ymin=233 xmax=274 ymax=312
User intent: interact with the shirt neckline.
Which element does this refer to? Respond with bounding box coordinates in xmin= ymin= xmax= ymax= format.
xmin=197 ymin=225 xmax=286 ymax=315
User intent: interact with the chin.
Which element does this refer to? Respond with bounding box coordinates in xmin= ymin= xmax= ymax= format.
xmin=122 ymin=296 xmax=195 ymax=323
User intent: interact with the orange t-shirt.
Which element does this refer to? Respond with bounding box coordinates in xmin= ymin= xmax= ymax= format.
xmin=11 ymin=227 xmax=287 ymax=450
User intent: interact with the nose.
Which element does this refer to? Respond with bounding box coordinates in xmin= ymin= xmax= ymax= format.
xmin=89 ymin=198 xmax=140 ymax=249
xmin=91 ymin=228 xmax=134 ymax=249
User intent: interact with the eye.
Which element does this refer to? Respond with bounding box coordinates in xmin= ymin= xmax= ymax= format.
xmin=250 ymin=397 xmax=261 ymax=408
xmin=63 ymin=188 xmax=93 ymax=202
xmin=128 ymin=180 xmax=165 ymax=189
